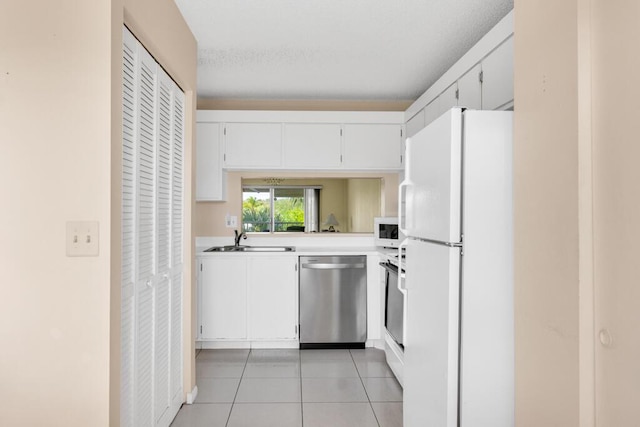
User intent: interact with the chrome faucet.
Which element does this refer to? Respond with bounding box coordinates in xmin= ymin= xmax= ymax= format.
xmin=234 ymin=229 xmax=247 ymax=247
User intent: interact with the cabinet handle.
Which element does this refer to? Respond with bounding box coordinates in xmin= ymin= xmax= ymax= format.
xmin=145 ymin=279 xmax=152 ymax=289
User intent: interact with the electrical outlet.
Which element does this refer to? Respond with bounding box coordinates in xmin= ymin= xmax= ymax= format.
xmin=66 ymin=221 xmax=99 ymax=257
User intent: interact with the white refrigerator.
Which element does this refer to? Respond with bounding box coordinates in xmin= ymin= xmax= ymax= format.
xmin=399 ymin=108 xmax=514 ymax=427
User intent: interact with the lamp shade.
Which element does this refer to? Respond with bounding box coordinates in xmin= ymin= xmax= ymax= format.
xmin=324 ymin=213 xmax=339 ymax=226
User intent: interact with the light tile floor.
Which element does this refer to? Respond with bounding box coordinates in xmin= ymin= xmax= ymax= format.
xmin=171 ymin=348 xmax=403 ymax=427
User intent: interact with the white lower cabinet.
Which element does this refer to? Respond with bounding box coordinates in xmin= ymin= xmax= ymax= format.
xmin=248 ymin=256 xmax=298 ymax=340
xmin=198 ymin=255 xmax=297 ymax=344
xmin=200 ymin=257 xmax=247 ymax=340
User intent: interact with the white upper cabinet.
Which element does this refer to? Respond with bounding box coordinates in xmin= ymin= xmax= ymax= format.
xmin=224 ymin=122 xmax=282 ymax=169
xmin=342 ymin=124 xmax=403 ymax=170
xmin=424 ymin=99 xmax=440 ymax=127
xmin=196 ymin=111 xmax=404 ymax=172
xmin=283 ymin=123 xmax=342 ymax=169
xmin=405 ymin=11 xmax=513 ymax=128
xmin=481 ymin=36 xmax=514 ymax=110
xmin=458 ymin=63 xmax=483 ymax=110
xmin=196 ymin=122 xmax=226 ymax=201
xmin=406 ymin=110 xmax=426 ymax=139
xmin=438 ymin=82 xmax=459 ymax=117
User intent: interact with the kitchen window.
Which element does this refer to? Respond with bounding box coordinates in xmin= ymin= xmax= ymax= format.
xmin=242 ymin=185 xmax=320 ymax=233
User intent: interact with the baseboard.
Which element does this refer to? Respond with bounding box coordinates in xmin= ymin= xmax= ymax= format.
xmin=186 ymin=385 xmax=198 ymax=405
xmin=366 ymin=339 xmax=385 ymax=349
xmin=197 ymin=340 xmax=298 ymax=349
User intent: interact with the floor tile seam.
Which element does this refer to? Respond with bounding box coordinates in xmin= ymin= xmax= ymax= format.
xmin=298 ymin=349 xmax=305 ymax=427
xmin=300 ymin=399 xmax=371 ymax=404
xmin=300 ymin=375 xmax=361 ymax=378
xmin=350 ymin=350 xmax=383 ymax=427
xmin=226 ymin=350 xmax=251 ymax=427
xmin=242 ymin=375 xmax=301 ymax=379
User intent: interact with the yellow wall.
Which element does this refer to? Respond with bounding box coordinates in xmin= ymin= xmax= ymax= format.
xmin=196 ymin=172 xmax=399 ymax=236
xmin=347 ymin=178 xmax=382 ymax=232
xmin=0 ymin=1 xmax=196 ymax=426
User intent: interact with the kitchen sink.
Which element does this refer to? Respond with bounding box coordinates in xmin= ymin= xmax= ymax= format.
xmin=204 ymin=245 xmax=295 ymax=252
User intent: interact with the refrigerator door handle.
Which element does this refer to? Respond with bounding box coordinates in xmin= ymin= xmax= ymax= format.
xmin=397 ymin=239 xmax=408 ymax=295
xmin=398 ymin=179 xmax=411 ymax=236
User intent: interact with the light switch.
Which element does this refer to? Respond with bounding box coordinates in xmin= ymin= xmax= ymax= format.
xmin=225 ymin=214 xmax=237 ymax=228
xmin=66 ymin=221 xmax=99 ymax=257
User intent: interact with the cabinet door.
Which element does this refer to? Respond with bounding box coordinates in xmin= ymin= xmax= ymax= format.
xmin=482 ymin=36 xmax=514 ymax=110
xmin=283 ymin=123 xmax=342 ymax=169
xmin=424 ymin=99 xmax=440 ymax=127
xmin=224 ymin=123 xmax=282 ymax=169
xmin=200 ymin=257 xmax=247 ymax=340
xmin=438 ymin=82 xmax=459 ymax=118
xmin=248 ymin=256 xmax=297 ymax=340
xmin=196 ymin=122 xmax=226 ymax=201
xmin=342 ymin=124 xmax=403 ymax=170
xmin=458 ymin=64 xmax=482 ymax=110
xmin=406 ymin=110 xmax=426 ymax=139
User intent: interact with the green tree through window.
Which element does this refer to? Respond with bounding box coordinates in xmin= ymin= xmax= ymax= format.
xmin=242 ymin=187 xmax=310 ymax=232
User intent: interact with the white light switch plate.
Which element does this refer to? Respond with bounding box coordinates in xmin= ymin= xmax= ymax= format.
xmin=66 ymin=221 xmax=99 ymax=257
xmin=225 ymin=214 xmax=237 ymax=228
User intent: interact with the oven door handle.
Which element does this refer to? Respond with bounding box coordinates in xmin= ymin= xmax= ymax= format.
xmin=378 ymin=261 xmax=398 ymax=274
xmin=397 ymin=239 xmax=408 ymax=294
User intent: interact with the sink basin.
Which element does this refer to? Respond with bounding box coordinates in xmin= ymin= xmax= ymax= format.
xmin=204 ymin=245 xmax=295 ymax=252
xmin=203 ymin=245 xmax=239 ymax=252
xmin=239 ymin=246 xmax=295 ymax=252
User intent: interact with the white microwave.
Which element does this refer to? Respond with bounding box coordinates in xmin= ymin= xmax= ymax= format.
xmin=374 ymin=217 xmax=405 ymax=248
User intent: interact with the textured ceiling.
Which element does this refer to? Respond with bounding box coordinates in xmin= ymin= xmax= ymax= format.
xmin=174 ymin=0 xmax=513 ymax=102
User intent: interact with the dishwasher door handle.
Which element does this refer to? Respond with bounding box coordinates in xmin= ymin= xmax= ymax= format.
xmin=301 ymin=263 xmax=365 ymax=270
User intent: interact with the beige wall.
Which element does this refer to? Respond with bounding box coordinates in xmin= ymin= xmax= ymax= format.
xmin=514 ymin=1 xmax=583 ymax=425
xmin=0 ymin=1 xmax=196 ymax=426
xmin=591 ymin=1 xmax=640 ymax=424
xmin=515 ymin=0 xmax=640 ymax=425
xmin=196 ymin=172 xmax=399 ymax=236
xmin=1 ymin=1 xmax=115 ymax=425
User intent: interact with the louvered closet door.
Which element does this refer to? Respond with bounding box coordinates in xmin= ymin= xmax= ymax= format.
xmin=122 ymin=26 xmax=184 ymax=427
xmin=154 ymin=71 xmax=173 ymax=425
xmin=121 ymin=27 xmax=138 ymax=427
xmin=170 ymin=80 xmax=184 ymax=410
xmin=135 ymin=42 xmax=158 ymax=427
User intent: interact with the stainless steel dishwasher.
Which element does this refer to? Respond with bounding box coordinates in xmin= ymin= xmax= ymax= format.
xmin=299 ymin=255 xmax=367 ymax=349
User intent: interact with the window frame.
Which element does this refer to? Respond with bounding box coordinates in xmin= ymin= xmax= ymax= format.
xmin=241 ymin=185 xmax=321 ymax=233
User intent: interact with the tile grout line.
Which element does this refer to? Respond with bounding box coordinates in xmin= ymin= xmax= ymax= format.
xmin=224 ymin=349 xmax=251 ymax=427
xmin=350 ymin=349 xmax=383 ymax=427
xmin=299 ymin=349 xmax=305 ymax=427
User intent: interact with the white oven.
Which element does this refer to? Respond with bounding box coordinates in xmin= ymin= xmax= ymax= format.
xmin=379 ymin=251 xmax=405 ymax=386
